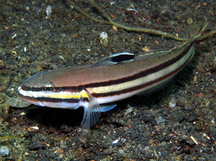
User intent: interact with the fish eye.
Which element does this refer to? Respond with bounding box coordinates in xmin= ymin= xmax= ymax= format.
xmin=43 ymin=85 xmax=54 ymax=91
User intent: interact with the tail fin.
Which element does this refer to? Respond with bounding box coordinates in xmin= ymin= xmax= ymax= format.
xmin=187 ymin=19 xmax=208 ymax=38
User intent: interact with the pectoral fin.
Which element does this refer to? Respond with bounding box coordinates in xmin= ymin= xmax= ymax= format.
xmin=81 ymin=98 xmax=101 ymax=130
xmin=80 ymin=96 xmax=116 ymax=130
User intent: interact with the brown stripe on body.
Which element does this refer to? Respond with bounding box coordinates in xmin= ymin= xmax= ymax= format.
xmin=91 ymin=52 xmax=192 ymax=97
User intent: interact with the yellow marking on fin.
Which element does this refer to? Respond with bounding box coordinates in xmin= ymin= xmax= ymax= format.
xmin=79 ymin=90 xmax=90 ymax=99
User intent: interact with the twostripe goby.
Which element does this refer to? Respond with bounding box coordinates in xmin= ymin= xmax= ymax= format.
xmin=18 ymin=25 xmax=206 ymax=130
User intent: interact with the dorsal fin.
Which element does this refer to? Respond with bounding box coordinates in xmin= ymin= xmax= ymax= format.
xmin=93 ymin=52 xmax=135 ymax=67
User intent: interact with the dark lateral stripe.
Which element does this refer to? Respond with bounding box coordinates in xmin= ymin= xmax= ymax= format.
xmin=19 ymin=95 xmax=80 ymax=103
xmin=19 ymin=94 xmax=90 ymax=105
xmin=36 ymin=97 xmax=89 ymax=103
xmin=21 ymin=85 xmax=82 ymax=92
xmin=91 ymin=54 xmax=192 ymax=97
xmin=37 ymin=97 xmax=80 ymax=103
xmin=18 ymin=94 xmax=39 ymax=103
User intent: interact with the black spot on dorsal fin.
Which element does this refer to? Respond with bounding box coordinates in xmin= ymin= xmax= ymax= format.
xmin=93 ymin=52 xmax=135 ymax=67
xmin=111 ymin=53 xmax=135 ymax=63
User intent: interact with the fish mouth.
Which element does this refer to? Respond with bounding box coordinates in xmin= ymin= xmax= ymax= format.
xmin=18 ymin=86 xmax=45 ymax=107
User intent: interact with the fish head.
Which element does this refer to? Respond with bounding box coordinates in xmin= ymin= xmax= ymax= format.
xmin=18 ymin=70 xmax=81 ymax=108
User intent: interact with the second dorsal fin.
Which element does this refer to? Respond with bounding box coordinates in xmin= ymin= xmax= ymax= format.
xmin=93 ymin=52 xmax=135 ymax=67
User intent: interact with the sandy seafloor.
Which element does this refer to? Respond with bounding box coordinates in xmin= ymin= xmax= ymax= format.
xmin=0 ymin=0 xmax=216 ymax=160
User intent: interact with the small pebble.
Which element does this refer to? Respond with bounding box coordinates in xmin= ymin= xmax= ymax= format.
xmin=0 ymin=146 xmax=9 ymax=157
xmin=187 ymin=18 xmax=193 ymax=25
xmin=156 ymin=116 xmax=165 ymax=124
xmin=124 ymin=106 xmax=133 ymax=117
xmin=104 ymin=148 xmax=113 ymax=155
xmin=187 ymin=115 xmax=196 ymax=122
xmin=99 ymin=32 xmax=108 ymax=47
xmin=29 ymin=142 xmax=47 ymax=150
xmin=169 ymin=99 xmax=177 ymax=108
xmin=46 ymin=5 xmax=52 ymax=19
xmin=171 ymin=111 xmax=185 ymax=122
